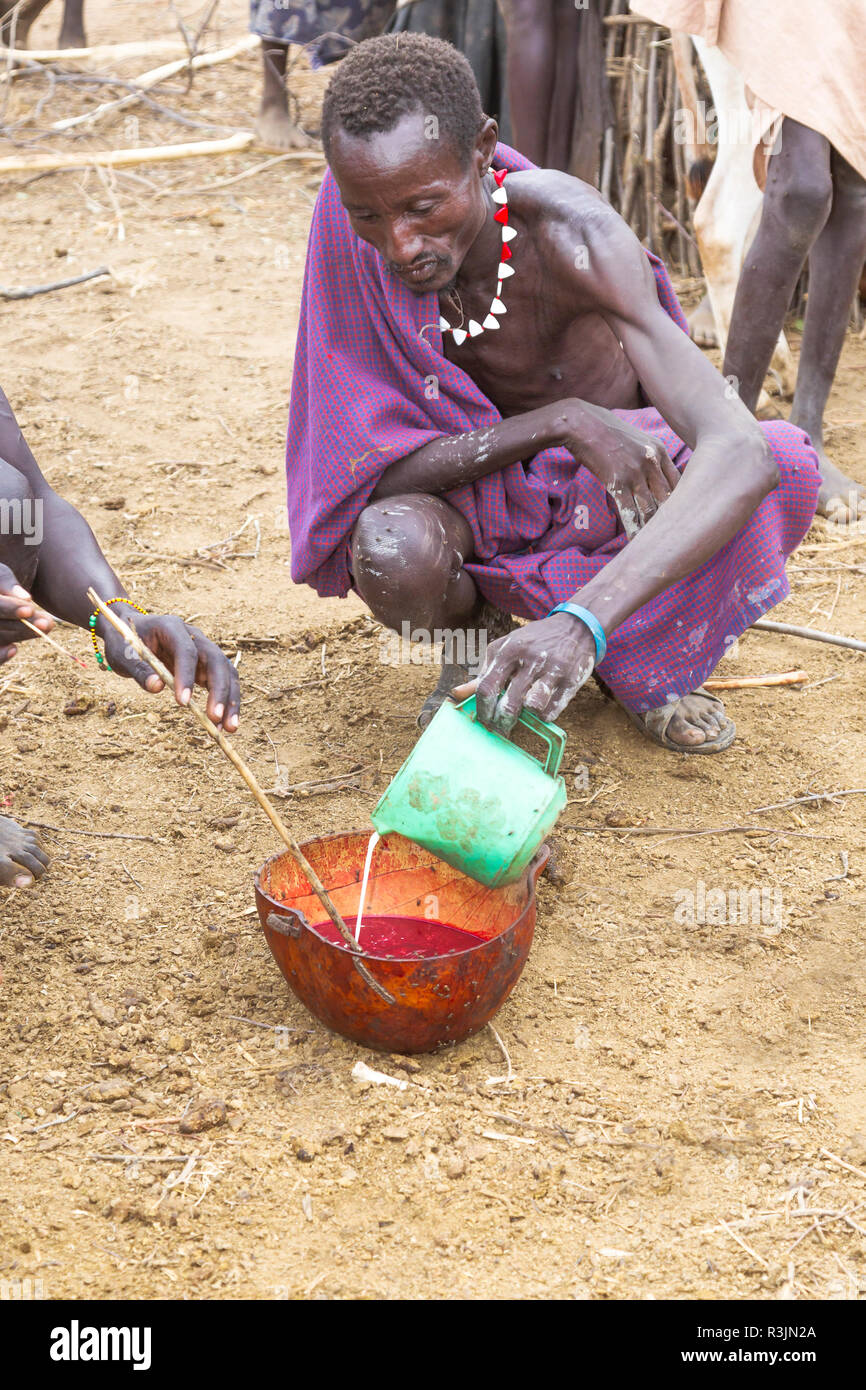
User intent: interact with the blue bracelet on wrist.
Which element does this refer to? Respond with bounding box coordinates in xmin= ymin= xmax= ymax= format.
xmin=547 ymin=602 xmax=607 ymax=667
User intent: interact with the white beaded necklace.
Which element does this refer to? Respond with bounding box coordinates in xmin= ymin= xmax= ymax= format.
xmin=438 ymin=168 xmax=516 ymax=346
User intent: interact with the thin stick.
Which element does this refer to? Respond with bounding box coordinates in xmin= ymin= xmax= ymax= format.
xmin=22 ymin=819 xmax=164 ymax=843
xmin=155 ymin=148 xmax=324 ymax=198
xmin=752 ymin=618 xmax=866 ymax=654
xmin=87 ymin=589 xmax=393 ymax=1005
xmin=753 ymin=788 xmax=866 ymax=814
xmin=0 ymin=266 xmax=109 ymax=300
xmin=703 ymin=669 xmax=807 ymax=690
xmin=17 ymin=617 xmax=87 ymax=667
xmin=719 ymin=1217 xmax=770 ymax=1269
xmin=561 ymin=822 xmax=831 ymax=841
xmin=820 ymin=1147 xmax=866 ymax=1182
xmin=86 ymin=1152 xmax=195 ymax=1163
xmin=0 ymin=131 xmax=255 ymax=176
xmin=486 ymin=1023 xmax=514 ymax=1086
xmin=49 ymin=34 xmax=260 ymax=131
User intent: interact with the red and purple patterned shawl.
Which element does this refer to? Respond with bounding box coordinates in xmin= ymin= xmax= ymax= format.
xmin=285 ymin=141 xmax=689 ymax=600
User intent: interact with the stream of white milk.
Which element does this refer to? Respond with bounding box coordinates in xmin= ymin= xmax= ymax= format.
xmin=354 ymin=829 xmax=381 ymax=942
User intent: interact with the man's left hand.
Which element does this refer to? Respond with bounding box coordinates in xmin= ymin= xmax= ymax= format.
xmin=103 ymin=611 xmax=241 ymax=732
xmin=453 ymin=613 xmax=596 ymax=734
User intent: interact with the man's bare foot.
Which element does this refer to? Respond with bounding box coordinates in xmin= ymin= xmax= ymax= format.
xmin=417 ymin=661 xmax=473 ymax=729
xmin=621 ymin=687 xmax=736 ymax=753
xmin=254 ymin=98 xmax=313 ymax=152
xmin=810 ymin=445 xmax=866 ymax=524
xmin=688 ymin=293 xmax=718 ymax=349
xmin=0 ymin=815 xmax=48 ymax=888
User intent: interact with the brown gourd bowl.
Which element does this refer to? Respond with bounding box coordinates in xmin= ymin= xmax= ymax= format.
xmin=253 ymin=829 xmax=549 ymax=1054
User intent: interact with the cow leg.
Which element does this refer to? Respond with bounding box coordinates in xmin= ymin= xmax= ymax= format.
xmin=498 ymin=0 xmax=557 ymax=167
xmin=59 ymin=0 xmax=86 ymax=48
xmin=790 ymin=149 xmax=866 ymax=520
xmin=0 ymin=0 xmax=54 ymax=47
xmin=724 ymin=117 xmax=832 ymax=414
xmin=546 ymin=0 xmax=579 ymax=174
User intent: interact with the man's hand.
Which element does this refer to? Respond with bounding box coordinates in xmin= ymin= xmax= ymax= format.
xmin=0 ymin=564 xmax=53 ymax=663
xmin=454 ymin=612 xmax=596 ymax=734
xmin=103 ymin=610 xmax=241 ymax=732
xmin=550 ymin=398 xmax=680 ymax=538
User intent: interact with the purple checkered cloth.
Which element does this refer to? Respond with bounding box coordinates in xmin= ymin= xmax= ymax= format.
xmin=285 ymin=142 xmax=820 ymax=712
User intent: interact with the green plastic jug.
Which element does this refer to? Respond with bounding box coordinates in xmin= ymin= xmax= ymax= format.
xmin=371 ymin=695 xmax=567 ymax=886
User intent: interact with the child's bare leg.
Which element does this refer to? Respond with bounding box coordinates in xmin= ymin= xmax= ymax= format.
xmin=58 ymin=0 xmax=86 ymax=48
xmin=255 ymin=42 xmax=312 ymax=151
xmin=0 ymin=456 xmax=48 ymax=888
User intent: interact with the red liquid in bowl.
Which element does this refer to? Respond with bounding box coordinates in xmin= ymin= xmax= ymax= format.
xmin=310 ymin=914 xmax=482 ymax=960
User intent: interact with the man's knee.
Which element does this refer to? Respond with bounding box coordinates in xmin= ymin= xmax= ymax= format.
xmin=351 ymin=494 xmax=468 ymax=626
xmin=0 ymin=459 xmax=39 ymax=555
xmin=759 ymin=420 xmax=821 ymax=506
xmin=353 ymin=495 xmax=451 ymax=582
xmin=0 ymin=460 xmax=40 ymax=589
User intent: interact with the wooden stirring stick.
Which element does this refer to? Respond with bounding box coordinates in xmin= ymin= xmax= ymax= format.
xmin=19 ymin=616 xmax=88 ymax=669
xmin=87 ymin=588 xmax=394 ymax=1006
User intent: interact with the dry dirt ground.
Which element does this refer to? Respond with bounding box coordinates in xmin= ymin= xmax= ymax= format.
xmin=1 ymin=0 xmax=865 ymax=1303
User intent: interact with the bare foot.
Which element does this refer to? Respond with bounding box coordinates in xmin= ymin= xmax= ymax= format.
xmin=623 ymin=688 xmax=736 ymax=753
xmin=254 ymin=98 xmax=314 ymax=153
xmin=688 ymin=293 xmax=718 ymax=349
xmin=0 ymin=815 xmax=48 ymax=888
xmin=417 ymin=661 xmax=473 ymax=729
xmin=811 ymin=445 xmax=866 ymax=524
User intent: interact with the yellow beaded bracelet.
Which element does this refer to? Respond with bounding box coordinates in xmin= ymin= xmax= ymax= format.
xmin=89 ymin=598 xmax=148 ymax=672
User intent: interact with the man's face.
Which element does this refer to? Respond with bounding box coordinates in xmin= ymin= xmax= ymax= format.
xmin=329 ymin=110 xmax=488 ymax=294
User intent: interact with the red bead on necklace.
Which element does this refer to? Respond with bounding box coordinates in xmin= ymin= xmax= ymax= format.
xmin=439 ymin=168 xmax=516 ymax=346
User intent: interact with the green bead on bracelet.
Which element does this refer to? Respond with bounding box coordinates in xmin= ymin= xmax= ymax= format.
xmin=88 ymin=597 xmax=149 ymax=672
xmin=88 ymin=613 xmax=112 ymax=671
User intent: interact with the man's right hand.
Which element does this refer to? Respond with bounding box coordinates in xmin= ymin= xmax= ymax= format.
xmin=0 ymin=563 xmax=53 ymax=662
xmin=548 ymin=397 xmax=680 ymax=538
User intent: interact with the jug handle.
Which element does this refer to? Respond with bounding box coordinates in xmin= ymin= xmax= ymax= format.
xmin=456 ymin=695 xmax=566 ymax=777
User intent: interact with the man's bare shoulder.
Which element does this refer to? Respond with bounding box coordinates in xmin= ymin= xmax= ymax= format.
xmin=510 ymin=169 xmax=655 ymax=312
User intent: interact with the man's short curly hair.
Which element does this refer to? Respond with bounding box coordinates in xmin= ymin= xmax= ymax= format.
xmin=321 ymin=33 xmax=485 ymax=165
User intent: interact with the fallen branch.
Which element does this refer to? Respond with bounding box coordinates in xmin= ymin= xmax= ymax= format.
xmin=50 ymin=33 xmax=260 ymax=131
xmin=156 ymin=148 xmax=325 ymax=198
xmin=0 ymin=130 xmax=254 ymax=175
xmin=0 ymin=265 xmax=109 ymax=300
xmin=704 ymin=669 xmax=807 ymax=690
xmin=752 ymin=618 xmax=866 ymax=654
xmin=0 ymin=40 xmax=195 ymax=66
